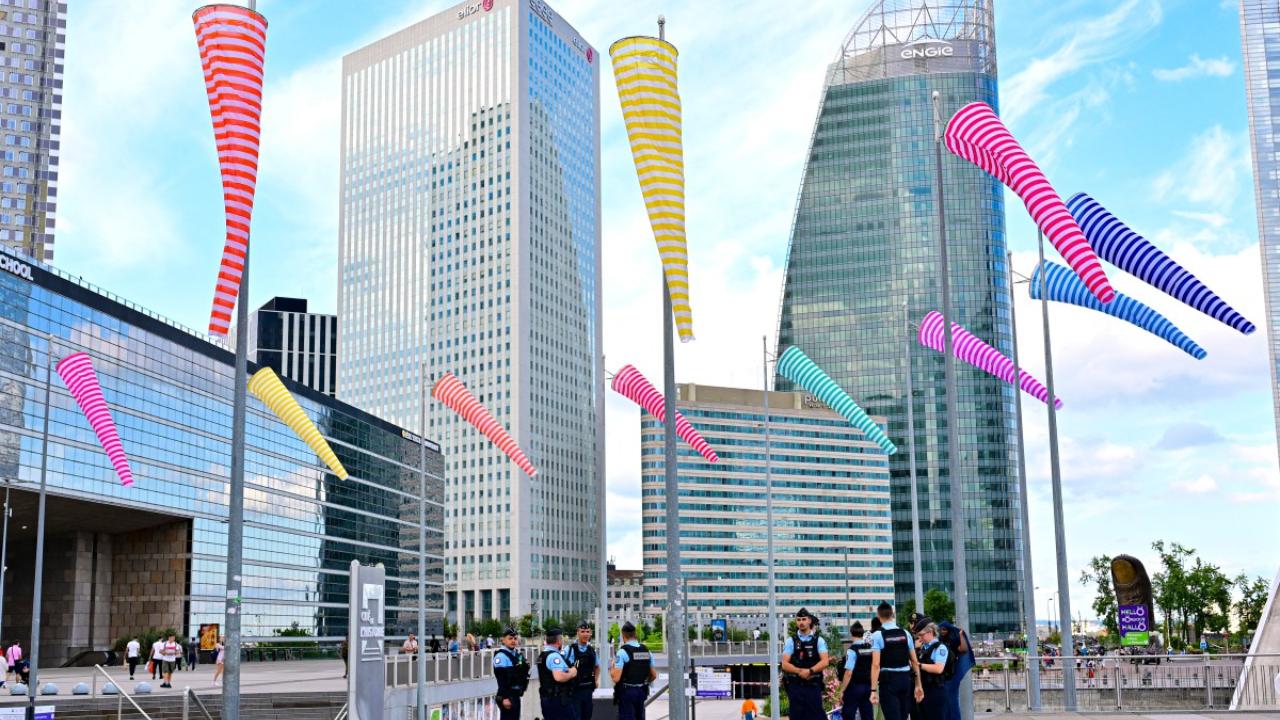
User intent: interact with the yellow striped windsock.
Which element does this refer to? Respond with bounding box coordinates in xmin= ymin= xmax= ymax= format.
xmin=609 ymin=35 xmax=693 ymax=342
xmin=247 ymin=366 xmax=349 ymax=480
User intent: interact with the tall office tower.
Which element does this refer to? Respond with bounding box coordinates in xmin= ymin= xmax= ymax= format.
xmin=0 ymin=1 xmax=65 ymax=261
xmin=247 ymin=296 xmax=338 ymax=396
xmin=338 ymin=0 xmax=602 ymax=623
xmin=639 ymin=384 xmax=893 ymax=627
xmin=775 ymin=0 xmax=1023 ymax=633
xmin=1241 ymin=1 xmax=1280 ymax=458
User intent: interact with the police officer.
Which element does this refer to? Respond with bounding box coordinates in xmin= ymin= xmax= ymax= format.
xmin=538 ymin=627 xmax=579 ymax=720
xmin=494 ymin=627 xmax=530 ymax=720
xmin=609 ymin=622 xmax=655 ymax=720
xmin=564 ymin=622 xmax=600 ymax=720
xmin=838 ymin=621 xmax=874 ymax=720
xmin=781 ymin=608 xmax=829 ymax=720
xmin=913 ymin=622 xmax=951 ymax=720
xmin=869 ymin=602 xmax=924 ymax=720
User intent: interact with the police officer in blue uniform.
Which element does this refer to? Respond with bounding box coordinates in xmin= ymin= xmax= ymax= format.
xmin=869 ymin=603 xmax=924 ymax=720
xmin=914 ymin=622 xmax=951 ymax=720
xmin=609 ymin=622 xmax=655 ymax=720
xmin=493 ymin=627 xmax=530 ymax=720
xmin=538 ymin=627 xmax=580 ymax=720
xmin=781 ymin=608 xmax=830 ymax=720
xmin=838 ymin=621 xmax=874 ymax=720
xmin=564 ymin=622 xmax=600 ymax=720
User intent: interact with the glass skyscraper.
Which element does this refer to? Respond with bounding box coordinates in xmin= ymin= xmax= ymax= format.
xmin=1240 ymin=1 xmax=1280 ymax=458
xmin=338 ymin=0 xmax=602 ymax=623
xmin=0 ymin=0 xmax=64 ymax=261
xmin=640 ymin=384 xmax=893 ymax=627
xmin=0 ymin=246 xmax=443 ymax=664
xmin=775 ymin=0 xmax=1023 ymax=633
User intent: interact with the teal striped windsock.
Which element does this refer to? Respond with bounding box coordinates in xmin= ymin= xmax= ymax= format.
xmin=775 ymin=345 xmax=897 ymax=455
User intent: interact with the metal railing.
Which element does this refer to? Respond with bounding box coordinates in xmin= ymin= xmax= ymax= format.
xmin=94 ymin=664 xmax=154 ymax=720
xmin=183 ymin=686 xmax=215 ymax=720
xmin=687 ymin=640 xmax=776 ymax=658
xmin=384 ymin=647 xmax=538 ymax=688
xmin=965 ymin=653 xmax=1280 ymax=712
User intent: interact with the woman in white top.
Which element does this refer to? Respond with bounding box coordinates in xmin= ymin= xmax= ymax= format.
xmin=213 ymin=637 xmax=226 ymax=685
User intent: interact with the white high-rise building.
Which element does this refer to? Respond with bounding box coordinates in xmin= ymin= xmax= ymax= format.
xmin=338 ymin=0 xmax=602 ymax=623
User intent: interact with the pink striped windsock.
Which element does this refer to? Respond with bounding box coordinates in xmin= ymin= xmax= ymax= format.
xmin=917 ymin=311 xmax=1062 ymax=409
xmin=55 ymin=352 xmax=135 ymax=487
xmin=610 ymin=364 xmax=719 ymax=463
xmin=944 ymin=102 xmax=1115 ymax=304
xmin=432 ymin=372 xmax=537 ymax=477
xmin=194 ymin=4 xmax=267 ymax=336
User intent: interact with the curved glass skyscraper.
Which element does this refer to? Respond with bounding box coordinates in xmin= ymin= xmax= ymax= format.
xmin=775 ymin=0 xmax=1023 ymax=633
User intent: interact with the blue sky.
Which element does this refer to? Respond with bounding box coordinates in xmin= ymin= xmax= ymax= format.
xmin=53 ymin=0 xmax=1277 ymax=623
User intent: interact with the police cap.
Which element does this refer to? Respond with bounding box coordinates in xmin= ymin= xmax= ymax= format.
xmin=544 ymin=626 xmax=562 ymax=641
xmin=503 ymin=627 xmax=518 ymax=638
xmin=577 ymin=621 xmax=592 ymax=631
xmin=795 ymin=607 xmax=817 ymax=621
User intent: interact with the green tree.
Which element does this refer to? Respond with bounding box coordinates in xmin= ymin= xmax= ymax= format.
xmin=1152 ymin=540 xmax=1195 ymax=644
xmin=1186 ymin=560 xmax=1233 ymax=637
xmin=1235 ymin=574 xmax=1270 ymax=634
xmin=274 ymin=621 xmax=312 ymax=637
xmin=516 ymin=613 xmax=540 ymax=639
xmin=924 ymin=589 xmax=955 ymax=622
xmin=1080 ymin=555 xmax=1119 ymax=637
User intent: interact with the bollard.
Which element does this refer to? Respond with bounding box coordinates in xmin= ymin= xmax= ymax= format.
xmin=1114 ymin=662 xmax=1121 ymax=709
xmin=184 ymin=685 xmax=190 ymax=720
xmin=1003 ymin=662 xmax=1011 ymax=711
xmin=1204 ymin=655 xmax=1212 ymax=708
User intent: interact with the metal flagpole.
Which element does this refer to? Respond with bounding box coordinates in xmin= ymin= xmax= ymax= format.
xmin=1007 ymin=253 xmax=1041 ymax=710
xmin=418 ymin=364 xmax=428 ymax=720
xmin=1036 ymin=231 xmax=1077 ymax=709
xmin=0 ymin=486 xmax=10 ymax=647
xmin=599 ymin=350 xmax=611 ymax=692
xmin=903 ymin=302 xmax=924 ymax=613
xmin=762 ymin=336 xmax=779 ymax=720
xmin=27 ymin=335 xmax=55 ymax=712
xmin=932 ymin=89 xmax=971 ymax=720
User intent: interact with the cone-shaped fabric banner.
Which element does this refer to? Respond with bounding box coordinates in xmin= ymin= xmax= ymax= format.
xmin=55 ymin=353 xmax=134 ymax=487
xmin=917 ymin=311 xmax=1063 ymax=409
xmin=1031 ymin=260 xmax=1206 ymax=360
xmin=432 ymin=372 xmax=537 ymax=477
xmin=248 ymin=367 xmax=349 ymax=480
xmin=774 ymin=346 xmax=896 ymax=454
xmin=610 ymin=364 xmax=719 ymax=463
xmin=1066 ymin=192 xmax=1255 ymax=335
xmin=194 ymin=4 xmax=267 ymax=337
xmin=609 ymin=36 xmax=694 ymax=342
xmin=944 ymin=102 xmax=1115 ymax=305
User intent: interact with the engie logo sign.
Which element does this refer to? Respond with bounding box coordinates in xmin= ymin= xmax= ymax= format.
xmin=0 ymin=254 xmax=33 ymax=281
xmin=900 ymin=39 xmax=954 ymax=59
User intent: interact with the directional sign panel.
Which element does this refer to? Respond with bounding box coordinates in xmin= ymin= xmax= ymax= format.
xmin=349 ymin=561 xmax=386 ymax=720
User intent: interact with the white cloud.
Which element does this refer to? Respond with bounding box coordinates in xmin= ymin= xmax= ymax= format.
xmin=1153 ymin=54 xmax=1236 ymax=82
xmin=1174 ymin=474 xmax=1219 ymax=494
xmin=1152 ymin=126 xmax=1252 ymax=209
xmin=1171 ymin=210 xmax=1231 ymax=228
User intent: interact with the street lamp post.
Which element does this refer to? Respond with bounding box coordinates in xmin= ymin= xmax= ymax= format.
xmin=26 ymin=332 xmax=57 ymax=712
xmin=762 ymin=336 xmax=780 ymax=720
xmin=902 ymin=302 xmax=924 ymax=614
xmin=418 ymin=364 xmax=429 ymax=720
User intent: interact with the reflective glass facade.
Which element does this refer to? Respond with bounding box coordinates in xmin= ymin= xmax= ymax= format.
xmin=775 ymin=1 xmax=1024 ymax=633
xmin=0 ymin=248 xmax=444 ymax=647
xmin=0 ymin=0 xmax=63 ymax=261
xmin=640 ymin=384 xmax=892 ymax=627
xmin=1240 ymin=1 xmax=1280 ymax=456
xmin=338 ymin=0 xmax=602 ymax=622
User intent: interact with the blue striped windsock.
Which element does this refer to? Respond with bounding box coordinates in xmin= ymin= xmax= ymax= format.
xmin=1031 ymin=260 xmax=1207 ymax=360
xmin=1066 ymin=192 xmax=1255 ymax=335
xmin=775 ymin=345 xmax=896 ymax=455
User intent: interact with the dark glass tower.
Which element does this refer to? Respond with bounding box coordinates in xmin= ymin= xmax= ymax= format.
xmin=775 ymin=0 xmax=1023 ymax=634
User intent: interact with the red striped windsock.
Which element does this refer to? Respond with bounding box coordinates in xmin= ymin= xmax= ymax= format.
xmin=610 ymin=364 xmax=719 ymax=463
xmin=55 ymin=352 xmax=135 ymax=487
xmin=944 ymin=102 xmax=1115 ymax=304
xmin=194 ymin=4 xmax=267 ymax=336
xmin=432 ymin=373 xmax=537 ymax=477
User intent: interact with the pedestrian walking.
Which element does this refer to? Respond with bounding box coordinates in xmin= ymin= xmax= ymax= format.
xmin=213 ymin=637 xmax=226 ymax=685
xmin=936 ymin=621 xmax=974 ymax=720
xmin=188 ymin=638 xmax=199 ymax=671
xmin=913 ymin=622 xmax=951 ymax=720
xmin=403 ymin=633 xmax=419 ymax=655
xmin=537 ymin=627 xmax=578 ymax=720
xmin=869 ymin=602 xmax=924 ymax=720
xmin=782 ymin=608 xmax=830 ymax=720
xmin=5 ymin=641 xmax=21 ymax=683
xmin=150 ymin=636 xmax=165 ymax=679
xmin=340 ymin=639 xmax=349 ymax=679
xmin=0 ymin=649 xmax=8 ymax=688
xmin=838 ymin=621 xmax=874 ymax=720
xmin=429 ymin=636 xmax=441 ymax=654
xmin=126 ymin=637 xmax=141 ymax=680
xmin=609 ymin=622 xmax=654 ymax=720
xmin=564 ymin=622 xmax=600 ymax=720
xmin=160 ymin=634 xmax=181 ymax=688
xmin=493 ymin=627 xmax=530 ymax=720
xmin=741 ymin=698 xmax=759 ymax=720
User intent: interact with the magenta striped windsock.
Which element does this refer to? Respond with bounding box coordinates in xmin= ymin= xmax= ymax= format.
xmin=917 ymin=311 xmax=1062 ymax=409
xmin=432 ymin=372 xmax=537 ymax=477
xmin=944 ymin=102 xmax=1115 ymax=305
xmin=610 ymin=364 xmax=719 ymax=463
xmin=55 ymin=352 xmax=135 ymax=487
xmin=194 ymin=4 xmax=267 ymax=336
